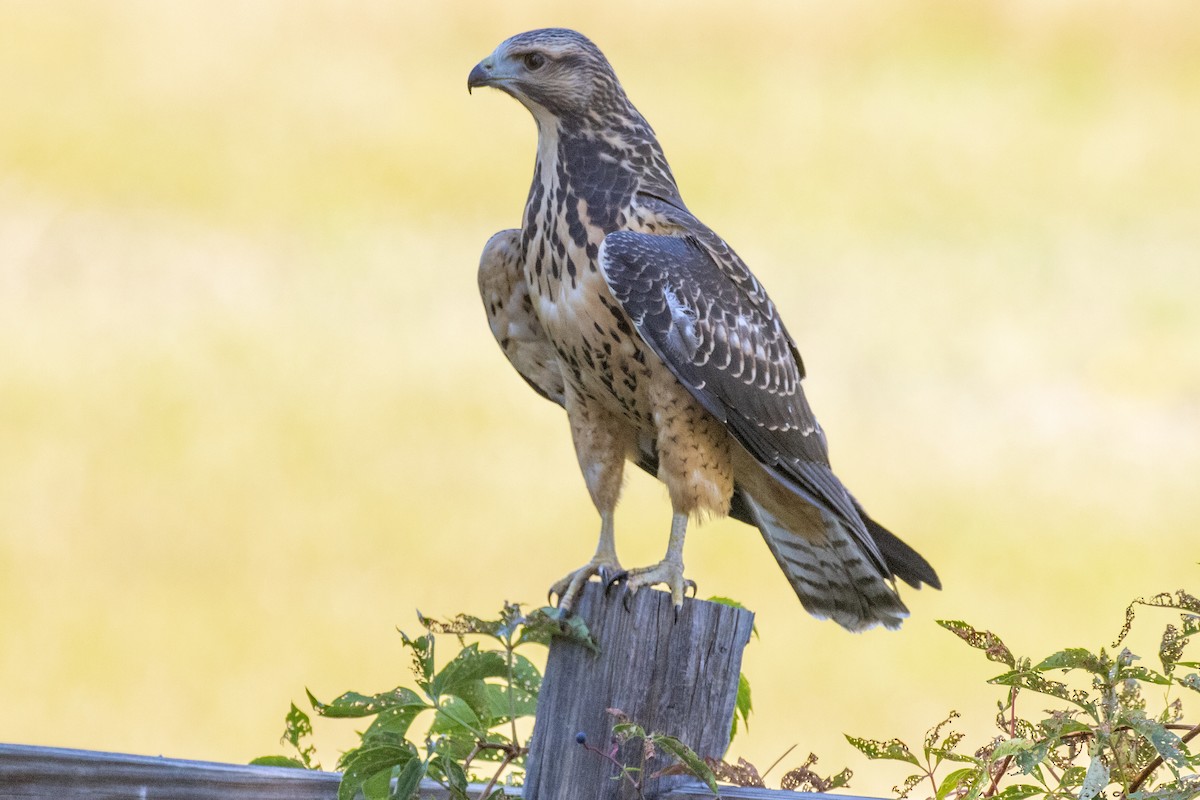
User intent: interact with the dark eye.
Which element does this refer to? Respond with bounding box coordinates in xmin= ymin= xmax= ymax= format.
xmin=523 ymin=52 xmax=546 ymax=71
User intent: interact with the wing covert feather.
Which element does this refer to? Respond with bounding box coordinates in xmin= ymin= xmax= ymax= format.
xmin=599 ymin=222 xmax=888 ymax=575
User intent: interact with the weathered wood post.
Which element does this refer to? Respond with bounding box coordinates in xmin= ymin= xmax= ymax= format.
xmin=524 ymin=582 xmax=755 ymax=799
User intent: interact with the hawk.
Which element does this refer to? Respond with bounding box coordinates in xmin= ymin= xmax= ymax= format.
xmin=469 ymin=29 xmax=939 ymax=631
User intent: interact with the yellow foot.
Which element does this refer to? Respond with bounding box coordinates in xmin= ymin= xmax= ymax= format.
xmin=548 ymin=556 xmax=624 ymax=613
xmin=608 ymin=560 xmax=697 ymax=610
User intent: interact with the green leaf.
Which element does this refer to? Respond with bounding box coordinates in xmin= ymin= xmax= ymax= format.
xmin=360 ymin=767 xmax=394 ymax=800
xmin=1060 ymin=765 xmax=1088 ymax=786
xmin=519 ymin=607 xmax=599 ymax=652
xmin=429 ymin=644 xmax=508 ymax=699
xmin=1178 ymin=673 xmax=1200 ymax=693
xmin=1119 ymin=664 xmax=1174 ymax=685
xmin=1011 ymin=739 xmax=1053 ymax=775
xmin=651 ymin=734 xmax=719 ymax=796
xmin=249 ymin=755 xmax=308 ymax=769
xmin=894 ymin=773 xmax=926 ymax=799
xmin=1038 ymin=714 xmax=1092 ymax=739
xmin=924 ymin=711 xmax=961 ymax=751
xmin=430 ymin=754 xmax=469 ymax=800
xmin=388 ymin=757 xmax=426 ymax=800
xmin=454 ymin=682 xmax=526 ymax=728
xmin=284 ymin=701 xmax=313 ymax=739
xmin=1114 ymin=591 xmax=1200 ymax=648
xmin=430 ymin=695 xmax=484 ymax=738
xmin=924 ymin=712 xmax=972 ymax=764
xmin=1160 ymin=624 xmax=1187 ymax=675
xmin=730 ymin=672 xmax=753 ymax=743
xmin=938 ymin=620 xmax=1016 ymax=668
xmin=992 ymin=784 xmax=1045 ymax=800
xmin=277 ymin=701 xmax=319 ymax=769
xmin=1035 ymin=648 xmax=1106 ymax=674
xmin=845 ymin=735 xmax=921 ymax=766
xmin=310 ymin=687 xmax=428 ymax=719
xmin=1129 ymin=776 xmax=1200 ymax=800
xmin=338 ymin=746 xmax=416 ymax=800
xmin=451 ymin=653 xmax=540 ymax=728
xmin=419 ymin=610 xmax=506 ymax=641
xmin=612 ymin=721 xmax=648 ymax=741
xmin=1120 ymin=711 xmax=1189 ymax=768
xmin=360 ymin=704 xmax=429 ymax=749
xmin=399 ymin=630 xmax=435 ymax=688
xmin=990 ymin=737 xmax=1037 ymax=760
xmin=935 ymin=767 xmax=978 ymax=800
xmin=990 ymin=670 xmax=1096 ymax=714
xmin=1078 ymin=754 xmax=1110 ymax=800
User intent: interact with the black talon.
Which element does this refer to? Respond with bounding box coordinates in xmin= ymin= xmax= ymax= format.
xmin=605 ymin=570 xmax=628 ymax=595
xmin=622 ymin=588 xmax=633 ymax=613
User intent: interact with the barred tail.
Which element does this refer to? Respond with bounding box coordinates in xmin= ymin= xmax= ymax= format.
xmin=739 ymin=491 xmax=911 ymax=632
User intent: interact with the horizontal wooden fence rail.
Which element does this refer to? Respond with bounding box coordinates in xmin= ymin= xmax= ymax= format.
xmin=0 ymin=743 xmax=886 ymax=799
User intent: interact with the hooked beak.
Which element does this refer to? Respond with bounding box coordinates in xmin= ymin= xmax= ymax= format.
xmin=467 ymin=60 xmax=495 ymax=94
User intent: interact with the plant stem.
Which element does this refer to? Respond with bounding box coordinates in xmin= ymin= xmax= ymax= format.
xmin=505 ymin=634 xmax=519 ymax=748
xmin=476 ymin=750 xmax=518 ymax=799
xmin=984 ymin=756 xmax=1013 ymax=798
xmin=761 ymin=743 xmax=797 ymax=780
xmin=462 ymin=743 xmax=482 ymax=778
xmin=982 ymin=684 xmax=1019 ymax=798
xmin=581 ymin=741 xmax=645 ymax=797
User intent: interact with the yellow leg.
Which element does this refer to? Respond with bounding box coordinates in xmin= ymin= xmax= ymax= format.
xmin=613 ymin=513 xmax=697 ymax=609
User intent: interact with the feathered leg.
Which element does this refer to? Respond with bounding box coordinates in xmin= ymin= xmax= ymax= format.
xmin=610 ymin=370 xmax=732 ymax=609
xmin=549 ymin=385 xmax=634 ymax=611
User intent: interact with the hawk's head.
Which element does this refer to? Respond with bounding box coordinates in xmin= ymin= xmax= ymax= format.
xmin=467 ymin=28 xmax=628 ymax=121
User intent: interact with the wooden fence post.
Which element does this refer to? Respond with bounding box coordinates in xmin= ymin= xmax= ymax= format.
xmin=523 ymin=582 xmax=755 ymax=799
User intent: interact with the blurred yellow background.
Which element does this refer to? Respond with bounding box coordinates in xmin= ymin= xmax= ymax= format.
xmin=2 ymin=0 xmax=1198 ymax=791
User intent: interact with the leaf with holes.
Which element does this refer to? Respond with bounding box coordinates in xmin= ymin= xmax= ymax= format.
xmin=651 ymin=733 xmax=719 ymax=796
xmin=935 ymin=767 xmax=978 ymax=800
xmin=1035 ymin=648 xmax=1106 ymax=675
xmin=939 ymin=620 xmax=1016 ymax=668
xmin=429 ymin=644 xmax=507 ymax=699
xmin=310 ymin=687 xmax=427 ymax=720
xmin=845 ymin=735 xmax=921 ymax=766
xmin=1120 ymin=711 xmax=1189 ymax=768
xmin=992 ymin=784 xmax=1045 ymax=800
xmin=338 ymin=745 xmax=418 ymax=800
xmin=990 ymin=670 xmax=1096 ymax=714
xmin=1078 ymin=755 xmax=1110 ymax=800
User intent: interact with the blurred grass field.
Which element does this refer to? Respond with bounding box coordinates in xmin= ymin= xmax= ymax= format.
xmin=2 ymin=0 xmax=1199 ymax=790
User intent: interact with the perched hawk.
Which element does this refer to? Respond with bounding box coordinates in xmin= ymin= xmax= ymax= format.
xmin=469 ymin=29 xmax=939 ymax=631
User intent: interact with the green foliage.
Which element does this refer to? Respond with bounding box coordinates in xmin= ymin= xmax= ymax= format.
xmin=585 ymin=712 xmax=722 ymax=797
xmin=731 ymin=672 xmax=754 ymax=741
xmin=849 ymin=588 xmax=1200 ymax=800
xmin=260 ymin=597 xmax=757 ymax=799
xmin=257 ymin=602 xmax=597 ymax=799
xmin=251 ymin=702 xmax=321 ymax=770
xmin=256 ymin=584 xmax=1196 ymax=799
